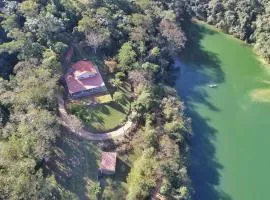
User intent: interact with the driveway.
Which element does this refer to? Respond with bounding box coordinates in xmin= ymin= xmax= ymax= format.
xmin=58 ymin=96 xmax=133 ymax=141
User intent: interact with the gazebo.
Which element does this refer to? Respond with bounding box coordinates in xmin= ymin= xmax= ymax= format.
xmin=100 ymin=152 xmax=117 ymax=175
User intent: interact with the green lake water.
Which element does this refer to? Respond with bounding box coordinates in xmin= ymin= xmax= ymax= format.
xmin=175 ymin=22 xmax=270 ymax=200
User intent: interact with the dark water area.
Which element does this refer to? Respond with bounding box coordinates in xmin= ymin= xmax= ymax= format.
xmin=175 ymin=22 xmax=270 ymax=200
xmin=0 ymin=32 xmax=17 ymax=79
xmin=0 ymin=52 xmax=17 ymax=79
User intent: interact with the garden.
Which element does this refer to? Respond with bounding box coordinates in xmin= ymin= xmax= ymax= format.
xmin=65 ymin=43 xmax=132 ymax=133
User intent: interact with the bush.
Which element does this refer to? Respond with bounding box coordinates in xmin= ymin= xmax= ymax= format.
xmin=113 ymin=91 xmax=125 ymax=104
xmin=105 ymin=58 xmax=118 ymax=73
xmin=115 ymin=71 xmax=126 ymax=80
xmin=160 ymin=179 xmax=172 ymax=195
xmin=53 ymin=42 xmax=68 ymax=55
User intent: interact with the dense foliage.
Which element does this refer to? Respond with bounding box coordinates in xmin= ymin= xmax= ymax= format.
xmin=2 ymin=0 xmax=269 ymax=199
xmin=0 ymin=0 xmax=192 ymax=199
xmin=185 ymin=0 xmax=270 ymax=61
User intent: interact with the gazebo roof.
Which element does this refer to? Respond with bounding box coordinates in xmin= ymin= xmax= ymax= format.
xmin=100 ymin=152 xmax=117 ymax=172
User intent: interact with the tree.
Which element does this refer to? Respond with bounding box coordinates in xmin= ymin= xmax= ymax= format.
xmin=0 ymin=161 xmax=55 ymax=200
xmin=89 ymin=182 xmax=101 ymax=198
xmin=130 ymin=14 xmax=152 ymax=42
xmin=132 ymin=88 xmax=154 ymax=112
xmin=110 ymin=77 xmax=123 ymax=88
xmin=19 ymin=0 xmax=39 ymax=17
xmin=135 ymin=0 xmax=152 ymax=10
xmin=1 ymin=14 xmax=19 ymax=32
xmin=11 ymin=66 xmax=58 ymax=110
xmin=151 ymin=47 xmax=160 ymax=57
xmin=78 ymin=15 xmax=110 ymax=53
xmin=53 ymin=42 xmax=68 ymax=55
xmin=177 ymin=186 xmax=191 ymax=200
xmin=186 ymin=0 xmax=270 ymax=60
xmin=127 ymin=148 xmax=158 ymax=200
xmin=142 ymin=62 xmax=159 ymax=73
xmin=113 ymin=91 xmax=125 ymax=104
xmin=36 ymin=13 xmax=65 ymax=43
xmin=128 ymin=70 xmax=151 ymax=90
xmin=118 ymin=42 xmax=137 ymax=71
xmin=85 ymin=30 xmax=109 ymax=54
xmin=160 ymin=179 xmax=171 ymax=195
xmin=115 ymin=71 xmax=126 ymax=80
xmin=159 ymin=19 xmax=186 ymax=49
xmin=78 ymin=15 xmax=98 ymax=33
xmin=102 ymin=179 xmax=127 ymax=200
xmin=42 ymin=49 xmax=62 ymax=72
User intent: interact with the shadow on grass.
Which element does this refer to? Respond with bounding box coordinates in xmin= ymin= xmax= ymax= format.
xmin=68 ymin=89 xmax=131 ymax=133
xmin=109 ymin=102 xmax=127 ymax=114
xmin=114 ymin=157 xmax=131 ymax=182
xmin=174 ymin=21 xmax=232 ymax=200
xmin=45 ymin=131 xmax=100 ymax=199
xmin=99 ymin=157 xmax=130 ymax=199
xmin=83 ymin=102 xmax=129 ymax=133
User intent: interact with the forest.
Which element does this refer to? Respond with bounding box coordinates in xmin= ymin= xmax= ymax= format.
xmin=0 ymin=0 xmax=270 ymax=200
xmin=186 ymin=0 xmax=270 ymax=61
xmin=0 ymin=0 xmax=191 ymax=199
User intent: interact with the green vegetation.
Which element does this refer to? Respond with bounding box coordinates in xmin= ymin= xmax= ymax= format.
xmin=186 ymin=0 xmax=270 ymax=62
xmin=0 ymin=0 xmax=193 ymax=196
xmin=67 ymin=70 xmax=131 ymax=133
xmin=95 ymin=94 xmax=113 ymax=104
xmin=127 ymin=148 xmax=158 ymax=200
xmin=47 ymin=132 xmax=100 ymax=199
xmin=100 ymin=156 xmax=130 ymax=199
xmin=177 ymin=21 xmax=270 ymax=200
xmin=0 ymin=57 xmax=60 ymax=199
xmin=67 ymin=99 xmax=130 ymax=133
xmin=66 ymin=41 xmax=131 ymax=133
xmin=6 ymin=0 xmax=270 ymax=199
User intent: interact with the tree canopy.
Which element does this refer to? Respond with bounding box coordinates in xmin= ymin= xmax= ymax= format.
xmin=185 ymin=0 xmax=270 ymax=61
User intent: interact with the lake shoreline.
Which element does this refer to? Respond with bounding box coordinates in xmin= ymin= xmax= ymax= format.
xmin=176 ymin=21 xmax=270 ymax=200
xmin=191 ymin=18 xmax=270 ymax=70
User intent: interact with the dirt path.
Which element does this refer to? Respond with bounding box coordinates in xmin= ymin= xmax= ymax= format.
xmin=58 ymin=96 xmax=133 ymax=141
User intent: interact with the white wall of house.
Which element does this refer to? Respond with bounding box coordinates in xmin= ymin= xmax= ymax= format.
xmin=76 ymin=71 xmax=97 ymax=80
xmin=71 ymin=85 xmax=107 ymax=98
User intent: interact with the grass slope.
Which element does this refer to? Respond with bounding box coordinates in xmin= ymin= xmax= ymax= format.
xmin=47 ymin=133 xmax=100 ymax=199
xmin=67 ymin=86 xmax=130 ymax=133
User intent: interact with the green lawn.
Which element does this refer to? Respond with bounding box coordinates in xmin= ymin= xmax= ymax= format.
xmin=67 ymin=43 xmax=131 ymax=133
xmin=67 ymin=94 xmax=130 ymax=133
xmin=95 ymin=93 xmax=113 ymax=103
xmin=47 ymin=133 xmax=100 ymax=199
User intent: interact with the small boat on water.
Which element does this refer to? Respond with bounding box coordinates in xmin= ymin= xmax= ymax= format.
xmin=208 ymin=84 xmax=217 ymax=88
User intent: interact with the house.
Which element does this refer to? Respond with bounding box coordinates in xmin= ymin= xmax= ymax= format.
xmin=100 ymin=152 xmax=117 ymax=175
xmin=65 ymin=60 xmax=107 ymax=98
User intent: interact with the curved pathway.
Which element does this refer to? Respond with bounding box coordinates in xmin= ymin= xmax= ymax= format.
xmin=58 ymin=96 xmax=133 ymax=141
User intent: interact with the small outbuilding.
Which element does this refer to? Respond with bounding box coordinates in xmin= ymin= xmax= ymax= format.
xmin=100 ymin=152 xmax=117 ymax=175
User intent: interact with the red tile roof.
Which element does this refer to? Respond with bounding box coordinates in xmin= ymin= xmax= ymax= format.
xmin=65 ymin=60 xmax=105 ymax=94
xmin=72 ymin=60 xmax=97 ymax=74
xmin=100 ymin=152 xmax=117 ymax=172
